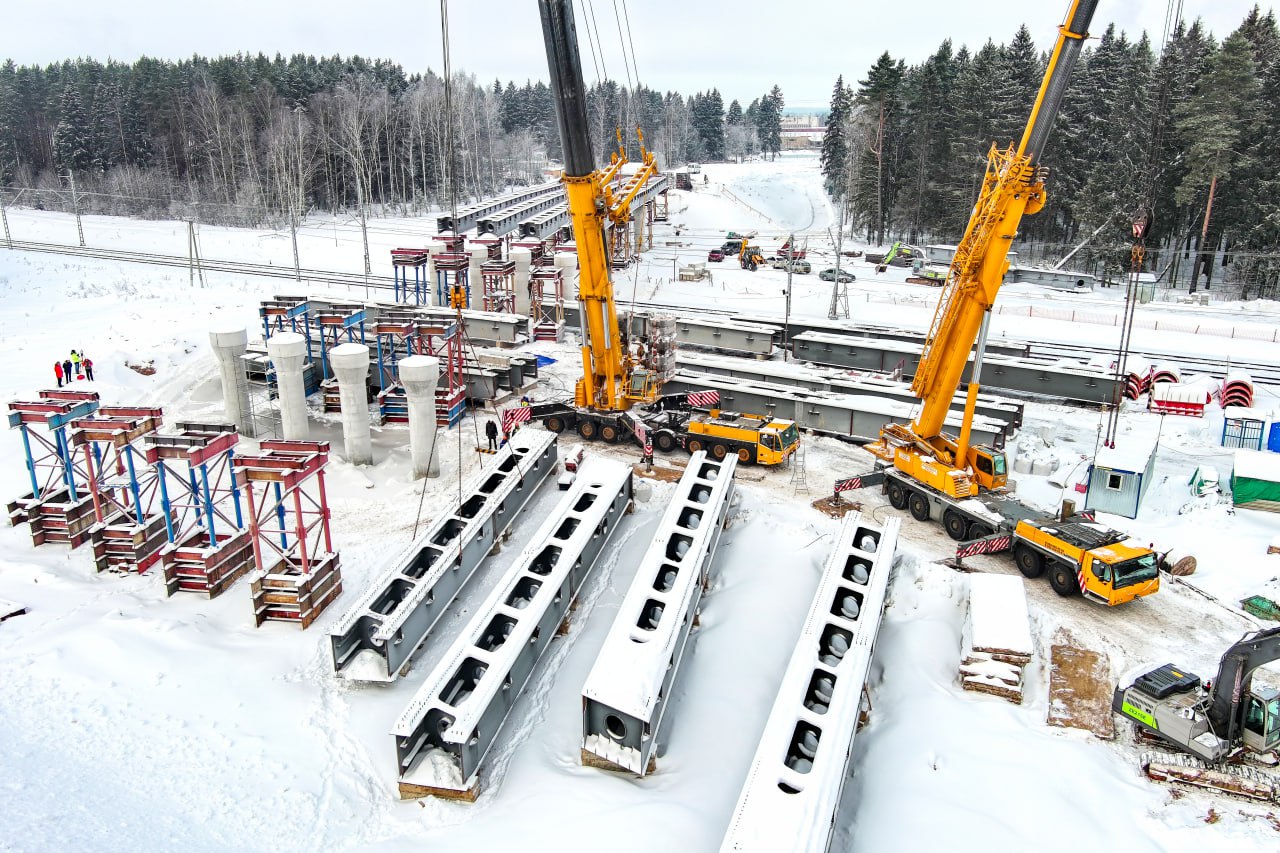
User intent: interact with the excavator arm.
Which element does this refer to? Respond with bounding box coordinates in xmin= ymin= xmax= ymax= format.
xmin=875 ymin=0 xmax=1097 ymax=490
xmin=1208 ymin=626 xmax=1280 ymax=748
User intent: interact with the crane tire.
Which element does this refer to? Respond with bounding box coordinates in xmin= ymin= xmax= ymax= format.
xmin=545 ymin=416 xmax=567 ymax=434
xmin=737 ymin=447 xmax=753 ymax=464
xmin=943 ymin=510 xmax=968 ymax=541
xmin=967 ymin=523 xmax=994 ymax=540
xmin=1014 ymin=544 xmax=1044 ymax=579
xmin=577 ymin=420 xmax=598 ymax=441
xmin=1047 ymin=562 xmax=1081 ymax=597
xmin=687 ymin=438 xmax=703 ymax=454
xmin=655 ymin=430 xmax=677 ymax=453
xmin=710 ymin=444 xmax=727 ymax=461
xmin=600 ymin=424 xmax=620 ymax=443
xmin=908 ymin=492 xmax=930 ymax=522
xmin=887 ymin=482 xmax=908 ymax=510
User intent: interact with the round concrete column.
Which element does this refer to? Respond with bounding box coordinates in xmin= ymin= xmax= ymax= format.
xmin=209 ymin=326 xmax=253 ymax=436
xmin=632 ymin=209 xmax=645 ymax=252
xmin=511 ymin=248 xmax=533 ymax=318
xmin=267 ymin=331 xmax=309 ymax=440
xmin=469 ymin=247 xmax=489 ymax=310
xmin=424 ymin=252 xmax=437 ymax=306
xmin=399 ymin=355 xmax=441 ymax=478
xmin=330 ymin=343 xmax=373 ymax=465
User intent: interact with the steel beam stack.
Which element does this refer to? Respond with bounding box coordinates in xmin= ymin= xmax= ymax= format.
xmin=581 ymin=452 xmax=736 ymax=775
xmin=719 ymin=512 xmax=900 ymax=853
xmin=393 ymin=457 xmax=633 ymax=801
xmin=328 ymin=430 xmax=558 ymax=682
xmin=437 ymin=182 xmax=562 ymax=234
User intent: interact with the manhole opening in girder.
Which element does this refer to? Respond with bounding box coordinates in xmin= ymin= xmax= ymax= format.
xmin=819 ymin=625 xmax=852 ymax=666
xmin=605 ymin=714 xmax=627 ymax=741
xmin=842 ymin=557 xmax=872 ymax=586
xmin=830 ymin=587 xmax=865 ymax=621
xmin=852 ymin=527 xmax=880 ymax=553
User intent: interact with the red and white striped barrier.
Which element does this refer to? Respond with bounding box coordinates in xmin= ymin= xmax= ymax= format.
xmin=500 ymin=406 xmax=531 ymax=435
xmin=686 ymin=389 xmax=720 ymax=407
xmin=955 ymin=534 xmax=1013 ymax=559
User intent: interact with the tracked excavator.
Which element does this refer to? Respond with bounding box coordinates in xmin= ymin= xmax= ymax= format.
xmin=1114 ymin=627 xmax=1280 ymax=801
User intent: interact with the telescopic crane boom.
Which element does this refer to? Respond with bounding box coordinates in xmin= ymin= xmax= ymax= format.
xmin=539 ymin=0 xmax=660 ymax=414
xmin=867 ymin=0 xmax=1098 ymax=498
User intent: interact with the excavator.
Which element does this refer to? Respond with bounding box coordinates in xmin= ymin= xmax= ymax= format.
xmin=864 ymin=0 xmax=1098 ymax=500
xmin=532 ymin=0 xmax=801 ymax=464
xmin=1114 ymin=627 xmax=1280 ymax=801
xmin=738 ymin=238 xmax=767 ymax=271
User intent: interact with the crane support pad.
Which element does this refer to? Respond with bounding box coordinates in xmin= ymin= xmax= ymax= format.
xmin=327 ymin=430 xmax=558 ymax=682
xmin=1045 ymin=636 xmax=1115 ymax=739
xmin=719 ymin=512 xmax=901 ymax=853
xmin=581 ymin=452 xmax=737 ymax=776
xmin=393 ymin=459 xmax=633 ymax=797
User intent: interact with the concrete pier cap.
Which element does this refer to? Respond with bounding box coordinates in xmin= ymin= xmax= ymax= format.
xmin=267 ymin=331 xmax=309 ymax=440
xmin=266 ymin=331 xmax=307 ymax=366
xmin=210 ymin=325 xmax=252 ymax=436
xmin=331 ymin=342 xmax=373 ymax=465
xmin=330 ymin=342 xmax=370 ymax=377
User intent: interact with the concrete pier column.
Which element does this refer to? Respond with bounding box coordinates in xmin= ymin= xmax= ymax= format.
xmin=209 ymin=326 xmax=253 ymax=436
xmin=424 ymin=252 xmax=436 ymax=307
xmin=330 ymin=343 xmax=373 ymax=465
xmin=511 ymin=248 xmax=533 ymax=318
xmin=267 ymin=331 xmax=309 ymax=440
xmin=632 ymin=208 xmax=645 ymax=253
xmin=469 ymin=247 xmax=489 ymax=309
xmin=399 ymin=355 xmax=441 ymax=478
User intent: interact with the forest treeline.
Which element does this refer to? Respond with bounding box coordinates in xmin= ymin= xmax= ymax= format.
xmin=819 ymin=8 xmax=1280 ymax=297
xmin=0 ymin=51 xmax=779 ymax=230
xmin=2 ymin=8 xmax=1278 ymax=297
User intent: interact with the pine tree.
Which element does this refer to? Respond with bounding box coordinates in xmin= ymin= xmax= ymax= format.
xmin=855 ymin=53 xmax=904 ymax=244
xmin=726 ymin=99 xmax=742 ymax=125
xmin=1175 ymin=31 xmax=1260 ymax=291
xmin=820 ymin=76 xmax=851 ymax=195
xmin=52 ymin=83 xmax=94 ymax=173
xmin=755 ymin=85 xmax=783 ymax=160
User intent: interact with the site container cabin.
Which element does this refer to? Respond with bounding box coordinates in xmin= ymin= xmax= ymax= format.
xmin=1085 ymin=436 xmax=1157 ymax=520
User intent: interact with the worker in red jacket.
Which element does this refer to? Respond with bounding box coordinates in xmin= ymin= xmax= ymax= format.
xmin=53 ymin=361 xmax=64 ymax=387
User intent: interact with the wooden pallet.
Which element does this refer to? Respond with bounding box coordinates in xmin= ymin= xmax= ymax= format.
xmin=250 ymin=553 xmax=343 ymax=629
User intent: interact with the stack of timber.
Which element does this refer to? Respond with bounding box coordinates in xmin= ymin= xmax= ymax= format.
xmin=959 ymin=574 xmax=1034 ymax=704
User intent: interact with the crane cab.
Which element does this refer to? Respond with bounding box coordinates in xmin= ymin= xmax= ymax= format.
xmin=1243 ymin=686 xmax=1280 ymax=754
xmin=969 ymin=445 xmax=1007 ymax=491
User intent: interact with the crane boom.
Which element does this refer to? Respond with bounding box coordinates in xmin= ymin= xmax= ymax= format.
xmin=870 ymin=0 xmax=1097 ymax=498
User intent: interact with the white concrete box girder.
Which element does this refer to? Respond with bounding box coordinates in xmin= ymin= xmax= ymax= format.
xmin=581 ymin=452 xmax=737 ymax=775
xmin=328 ymin=430 xmax=558 ymax=682
xmin=392 ymin=457 xmax=634 ymax=796
xmin=720 ymin=512 xmax=901 ymax=853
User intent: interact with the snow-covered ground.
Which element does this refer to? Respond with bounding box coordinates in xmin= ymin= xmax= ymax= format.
xmin=2 ymin=152 xmax=1279 ymax=852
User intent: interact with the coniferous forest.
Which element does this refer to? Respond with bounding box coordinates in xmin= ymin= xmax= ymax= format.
xmin=1 ymin=7 xmax=1278 ymax=297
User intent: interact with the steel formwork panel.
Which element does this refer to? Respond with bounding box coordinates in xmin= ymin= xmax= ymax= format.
xmin=665 ymin=371 xmax=1010 ymax=448
xmin=719 ymin=513 xmax=900 ymax=853
xmin=581 ymin=453 xmax=736 ymax=776
xmin=393 ymin=458 xmax=633 ymax=799
xmin=328 ymin=430 xmax=558 ymax=682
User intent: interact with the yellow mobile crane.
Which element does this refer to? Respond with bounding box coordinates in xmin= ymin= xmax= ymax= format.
xmin=866 ymin=0 xmax=1097 ymax=498
xmin=852 ymin=0 xmax=1160 ymax=607
xmin=533 ymin=0 xmax=801 ymax=465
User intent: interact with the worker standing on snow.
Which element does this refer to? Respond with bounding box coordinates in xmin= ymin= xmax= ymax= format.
xmin=70 ymin=350 xmax=82 ymax=379
xmin=83 ymin=356 xmax=95 ymax=382
xmin=485 ymin=419 xmax=498 ymax=451
xmin=53 ymin=361 xmax=64 ymax=387
xmin=62 ymin=357 xmax=74 ymax=383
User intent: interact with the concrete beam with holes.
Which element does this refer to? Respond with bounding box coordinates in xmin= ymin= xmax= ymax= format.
xmin=392 ymin=457 xmax=633 ymax=800
xmin=580 ymin=452 xmax=736 ymax=776
xmin=719 ymin=511 xmax=900 ymax=853
xmin=412 ymin=306 xmax=531 ymax=346
xmin=672 ymin=316 xmax=778 ymax=358
xmin=436 ymin=183 xmax=563 ymax=234
xmin=327 ymin=429 xmax=557 ymax=682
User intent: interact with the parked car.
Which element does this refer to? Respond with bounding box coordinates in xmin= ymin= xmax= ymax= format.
xmin=708 ymin=249 xmax=725 ymax=262
xmin=772 ymin=258 xmax=813 ymax=274
xmin=721 ymin=240 xmax=743 ymax=255
xmin=819 ymin=268 xmax=856 ymax=283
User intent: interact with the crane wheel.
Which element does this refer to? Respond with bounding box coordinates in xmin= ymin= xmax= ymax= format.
xmin=737 ymin=447 xmax=753 ymax=464
xmin=1047 ymin=562 xmax=1081 ymax=597
xmin=943 ymin=510 xmax=968 ymax=541
xmin=545 ymin=416 xmax=567 ymax=434
xmin=887 ymin=482 xmax=908 ymax=510
xmin=908 ymin=492 xmax=930 ymax=522
xmin=710 ymin=444 xmax=727 ymax=461
xmin=655 ymin=430 xmax=677 ymax=453
xmin=577 ymin=420 xmax=598 ymax=441
xmin=1014 ymin=544 xmax=1044 ymax=579
xmin=967 ymin=523 xmax=994 ymax=540
xmin=687 ymin=439 xmax=703 ymax=454
xmin=600 ymin=424 xmax=620 ymax=443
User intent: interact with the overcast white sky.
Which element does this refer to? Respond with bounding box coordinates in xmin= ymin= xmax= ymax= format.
xmin=7 ymin=1 xmax=1272 ymax=108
